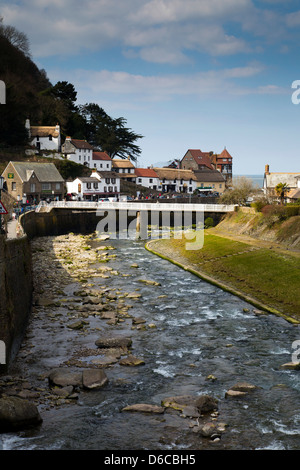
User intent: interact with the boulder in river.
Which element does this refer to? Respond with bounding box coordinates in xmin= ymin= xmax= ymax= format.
xmin=82 ymin=369 xmax=108 ymax=390
xmin=95 ymin=337 xmax=132 ymax=349
xmin=119 ymin=355 xmax=145 ymax=366
xmin=0 ymin=397 xmax=42 ymax=432
xmin=161 ymin=394 xmax=218 ymax=418
xmin=122 ymin=404 xmax=165 ymax=414
xmin=280 ymin=362 xmax=300 ymax=370
xmin=225 ymin=382 xmax=258 ymax=398
xmin=48 ymin=369 xmax=83 ymax=388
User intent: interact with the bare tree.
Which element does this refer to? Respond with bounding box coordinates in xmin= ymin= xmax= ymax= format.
xmin=0 ymin=17 xmax=30 ymax=56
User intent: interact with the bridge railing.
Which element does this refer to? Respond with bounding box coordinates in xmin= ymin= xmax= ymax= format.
xmin=35 ymin=200 xmax=237 ymax=213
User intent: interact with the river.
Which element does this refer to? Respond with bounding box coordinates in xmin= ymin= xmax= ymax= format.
xmin=1 ymin=233 xmax=300 ymax=451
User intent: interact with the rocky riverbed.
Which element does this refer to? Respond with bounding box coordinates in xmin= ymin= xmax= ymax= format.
xmin=1 ymin=232 xmax=300 ymax=450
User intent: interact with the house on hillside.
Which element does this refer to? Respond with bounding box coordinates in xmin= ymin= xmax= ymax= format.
xmin=66 ymin=170 xmax=120 ymax=201
xmin=135 ymin=168 xmax=160 ymax=190
xmin=61 ymin=137 xmax=94 ymax=166
xmin=193 ymin=169 xmax=226 ymax=195
xmin=180 ymin=148 xmax=233 ymax=183
xmin=210 ymin=148 xmax=233 ymax=183
xmin=92 ymin=151 xmax=112 ymax=171
xmin=153 ymin=168 xmax=197 ymax=193
xmin=263 ymin=164 xmax=300 ymax=202
xmin=112 ymin=157 xmax=136 ymax=182
xmin=2 ymin=161 xmax=64 ymax=203
xmin=25 ymin=119 xmax=61 ymax=151
xmin=180 ymin=149 xmax=214 ymax=172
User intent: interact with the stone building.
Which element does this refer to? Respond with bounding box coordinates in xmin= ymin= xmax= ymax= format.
xmin=1 ymin=162 xmax=65 ymax=203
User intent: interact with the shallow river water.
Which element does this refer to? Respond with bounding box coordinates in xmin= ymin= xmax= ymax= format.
xmin=1 ymin=235 xmax=300 ymax=451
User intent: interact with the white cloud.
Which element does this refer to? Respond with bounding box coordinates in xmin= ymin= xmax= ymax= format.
xmin=0 ymin=0 xmax=280 ymax=63
xmin=46 ymin=63 xmax=285 ymax=109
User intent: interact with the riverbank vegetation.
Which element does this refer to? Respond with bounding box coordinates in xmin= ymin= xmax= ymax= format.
xmin=148 ymin=231 xmax=300 ymax=322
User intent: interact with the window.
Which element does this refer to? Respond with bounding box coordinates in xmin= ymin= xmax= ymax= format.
xmin=149 ymin=179 xmax=153 ymax=183
xmin=104 ymin=187 xmax=107 ymax=192
xmin=86 ymin=183 xmax=91 ymax=189
xmin=100 ymin=164 xmax=103 ymax=168
xmin=49 ymin=135 xmax=52 ymax=141
xmin=79 ymin=155 xmax=81 ymax=161
xmin=219 ymin=184 xmax=222 ymax=188
xmin=94 ymin=164 xmax=96 ymax=168
xmin=138 ymin=178 xmax=142 ymax=183
xmin=93 ymin=182 xmax=98 ymax=189
xmin=105 ymin=178 xmax=110 ymax=184
xmin=108 ymin=186 xmax=113 ymax=192
xmin=30 ymin=183 xmax=36 ymax=192
xmin=42 ymin=183 xmax=51 ymax=190
xmin=107 ymin=164 xmax=109 ymax=168
xmin=55 ymin=183 xmax=61 ymax=190
xmin=111 ymin=178 xmax=116 ymax=184
xmin=114 ymin=186 xmax=117 ymax=192
xmin=12 ymin=182 xmax=16 ymax=191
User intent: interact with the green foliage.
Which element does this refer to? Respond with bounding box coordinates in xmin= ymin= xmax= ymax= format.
xmin=78 ymin=103 xmax=143 ymax=161
xmin=54 ymin=159 xmax=88 ymax=181
xmin=204 ymin=217 xmax=214 ymax=228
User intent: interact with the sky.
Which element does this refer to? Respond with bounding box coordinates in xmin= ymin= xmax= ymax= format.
xmin=1 ymin=0 xmax=300 ymax=174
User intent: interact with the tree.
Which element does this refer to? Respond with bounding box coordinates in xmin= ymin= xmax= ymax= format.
xmin=0 ymin=17 xmax=30 ymax=56
xmin=78 ymin=103 xmax=143 ymax=161
xmin=51 ymin=81 xmax=77 ymax=111
xmin=220 ymin=176 xmax=256 ymax=205
xmin=275 ymin=182 xmax=289 ymax=205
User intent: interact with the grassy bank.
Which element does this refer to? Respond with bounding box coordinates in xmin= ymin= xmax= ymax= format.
xmin=146 ymin=232 xmax=300 ymax=323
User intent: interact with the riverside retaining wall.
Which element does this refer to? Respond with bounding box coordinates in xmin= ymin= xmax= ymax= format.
xmin=0 ymin=235 xmax=33 ymax=373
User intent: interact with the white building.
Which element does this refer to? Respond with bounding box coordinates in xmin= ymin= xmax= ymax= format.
xmin=92 ymin=151 xmax=112 ymax=171
xmin=153 ymin=168 xmax=197 ymax=193
xmin=135 ymin=168 xmax=160 ymax=190
xmin=25 ymin=119 xmax=61 ymax=151
xmin=66 ymin=170 xmax=120 ymax=201
xmin=61 ymin=137 xmax=94 ymax=166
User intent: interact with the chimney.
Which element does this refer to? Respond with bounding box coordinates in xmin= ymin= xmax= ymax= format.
xmin=25 ymin=118 xmax=31 ymax=138
xmin=265 ymin=164 xmax=270 ymax=175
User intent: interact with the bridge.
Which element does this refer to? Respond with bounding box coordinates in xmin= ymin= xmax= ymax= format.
xmin=36 ymin=200 xmax=237 ymax=213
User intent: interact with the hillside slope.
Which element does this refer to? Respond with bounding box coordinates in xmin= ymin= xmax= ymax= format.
xmin=211 ymin=208 xmax=300 ymax=250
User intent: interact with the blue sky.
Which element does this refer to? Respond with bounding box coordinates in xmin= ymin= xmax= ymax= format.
xmin=1 ymin=0 xmax=300 ymax=174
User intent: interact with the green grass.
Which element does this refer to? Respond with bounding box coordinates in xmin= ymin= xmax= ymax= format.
xmin=154 ymin=233 xmax=300 ymax=320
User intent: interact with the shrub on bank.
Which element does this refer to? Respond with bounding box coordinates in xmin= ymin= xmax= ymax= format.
xmin=261 ymin=204 xmax=300 ymax=227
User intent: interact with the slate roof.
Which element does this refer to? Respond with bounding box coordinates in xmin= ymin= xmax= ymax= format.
xmin=9 ymin=162 xmax=64 ymax=182
xmin=193 ymin=170 xmax=225 ymax=182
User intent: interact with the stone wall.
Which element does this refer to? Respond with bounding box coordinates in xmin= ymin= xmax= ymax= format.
xmin=20 ymin=209 xmax=101 ymax=240
xmin=0 ymin=235 xmax=33 ymax=373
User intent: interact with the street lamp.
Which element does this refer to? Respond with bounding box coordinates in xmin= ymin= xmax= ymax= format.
xmin=0 ymin=175 xmax=4 ymax=234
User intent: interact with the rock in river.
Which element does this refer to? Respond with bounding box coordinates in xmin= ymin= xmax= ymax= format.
xmin=95 ymin=337 xmax=132 ymax=349
xmin=122 ymin=404 xmax=165 ymax=414
xmin=0 ymin=397 xmax=42 ymax=432
xmin=82 ymin=369 xmax=108 ymax=390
